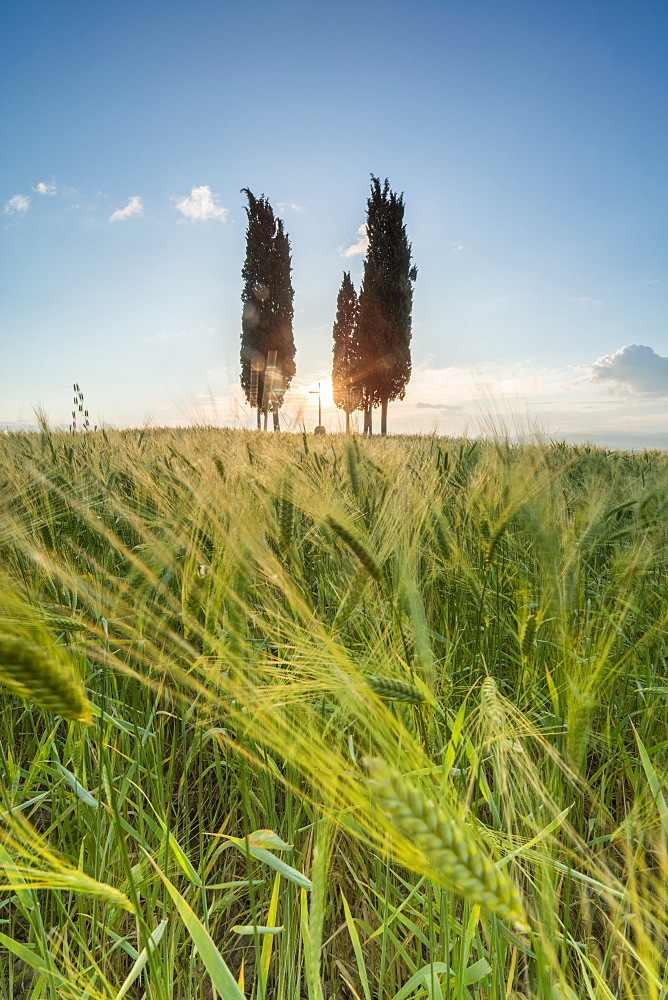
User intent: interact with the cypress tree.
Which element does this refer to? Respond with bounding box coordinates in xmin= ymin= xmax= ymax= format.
xmin=356 ymin=176 xmax=417 ymax=435
xmin=240 ymin=189 xmax=296 ymax=430
xmin=332 ymin=271 xmax=361 ymax=433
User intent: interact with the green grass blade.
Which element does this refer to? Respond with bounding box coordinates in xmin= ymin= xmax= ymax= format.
xmin=113 ymin=919 xmax=168 ymax=1000
xmin=634 ymin=726 xmax=668 ymax=841
xmin=341 ymin=890 xmax=372 ymax=1000
xmin=0 ymin=932 xmax=68 ymax=987
xmin=225 ymin=834 xmax=312 ymax=890
xmin=157 ymin=866 xmax=246 ymax=999
xmin=53 ymin=761 xmax=99 ymax=808
xmin=460 ymin=958 xmax=492 ymax=986
xmin=392 ymin=962 xmax=450 ymax=1000
xmin=231 ymin=925 xmax=283 ymax=935
xmin=0 ymin=841 xmax=35 ymax=909
xmin=249 ymin=846 xmax=312 ymax=890
xmin=260 ymin=872 xmax=282 ymax=991
xmin=154 ymin=815 xmax=203 ymax=886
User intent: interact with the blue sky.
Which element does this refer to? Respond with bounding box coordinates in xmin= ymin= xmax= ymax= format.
xmin=2 ymin=0 xmax=667 ymax=445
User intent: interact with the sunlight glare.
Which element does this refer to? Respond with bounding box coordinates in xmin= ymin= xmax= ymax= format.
xmin=307 ymin=379 xmax=335 ymax=408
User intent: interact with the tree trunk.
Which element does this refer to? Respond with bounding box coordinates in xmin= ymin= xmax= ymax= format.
xmin=380 ymin=397 xmax=388 ymax=436
xmin=256 ymin=405 xmax=262 ymax=430
xmin=263 ymin=406 xmax=268 ymax=431
xmin=364 ymin=403 xmax=372 ymax=435
xmin=273 ymin=407 xmax=280 ymax=432
xmin=345 ymin=410 xmax=350 ymax=434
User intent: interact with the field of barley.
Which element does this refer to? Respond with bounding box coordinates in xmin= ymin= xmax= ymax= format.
xmin=1 ymin=425 xmax=668 ymax=1000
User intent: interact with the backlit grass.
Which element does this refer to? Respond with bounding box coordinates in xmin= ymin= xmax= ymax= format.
xmin=1 ymin=425 xmax=668 ymax=999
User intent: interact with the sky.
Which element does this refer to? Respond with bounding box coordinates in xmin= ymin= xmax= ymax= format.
xmin=1 ymin=0 xmax=667 ymax=447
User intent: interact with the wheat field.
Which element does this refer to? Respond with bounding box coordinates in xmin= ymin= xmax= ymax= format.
xmin=1 ymin=424 xmax=668 ymax=999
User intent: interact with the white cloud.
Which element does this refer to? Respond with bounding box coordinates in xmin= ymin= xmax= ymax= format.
xmin=452 ymin=241 xmax=467 ymax=252
xmin=276 ymin=202 xmax=305 ymax=214
xmin=393 ymin=360 xmax=668 ymax=445
xmin=587 ymin=344 xmax=668 ymax=397
xmin=174 ymin=185 xmax=227 ymax=222
xmin=109 ymin=196 xmax=144 ymax=223
xmin=341 ymin=223 xmax=369 ymax=258
xmin=3 ymin=194 xmax=29 ymax=216
xmin=32 ymin=181 xmax=56 ymax=196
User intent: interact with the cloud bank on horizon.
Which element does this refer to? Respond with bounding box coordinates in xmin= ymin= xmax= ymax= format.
xmin=586 ymin=344 xmax=668 ymax=397
xmin=4 ymin=344 xmax=668 ymax=452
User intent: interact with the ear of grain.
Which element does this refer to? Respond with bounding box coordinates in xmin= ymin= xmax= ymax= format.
xmin=367 ymin=675 xmax=425 ymax=704
xmin=480 ymin=676 xmax=504 ymax=731
xmin=485 ymin=520 xmax=509 ymax=568
xmin=567 ymin=688 xmax=594 ymax=774
xmin=332 ymin=565 xmax=370 ymax=631
xmin=43 ymin=609 xmax=88 ymax=634
xmin=326 ymin=517 xmax=383 ymax=584
xmin=402 ymin=578 xmax=436 ymax=685
xmin=433 ymin=515 xmax=451 ymax=561
xmin=0 ymin=812 xmax=132 ymax=910
xmin=0 ymin=634 xmax=92 ymax=723
xmin=0 ymin=862 xmax=134 ymax=911
xmin=346 ymin=440 xmax=361 ymax=497
xmin=365 ymin=758 xmax=526 ymax=928
xmin=520 ymin=614 xmax=538 ymax=657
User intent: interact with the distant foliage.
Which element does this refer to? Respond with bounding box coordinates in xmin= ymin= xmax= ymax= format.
xmin=356 ymin=176 xmax=417 ymax=434
xmin=240 ymin=189 xmax=296 ymax=429
xmin=331 ymin=271 xmax=361 ymax=428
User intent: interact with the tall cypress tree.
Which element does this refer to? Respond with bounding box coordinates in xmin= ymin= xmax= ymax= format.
xmin=240 ymin=189 xmax=296 ymax=430
xmin=356 ymin=176 xmax=417 ymax=435
xmin=331 ymin=271 xmax=361 ymax=433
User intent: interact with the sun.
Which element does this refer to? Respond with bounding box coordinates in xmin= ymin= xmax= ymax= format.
xmin=307 ymin=379 xmax=335 ymax=408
